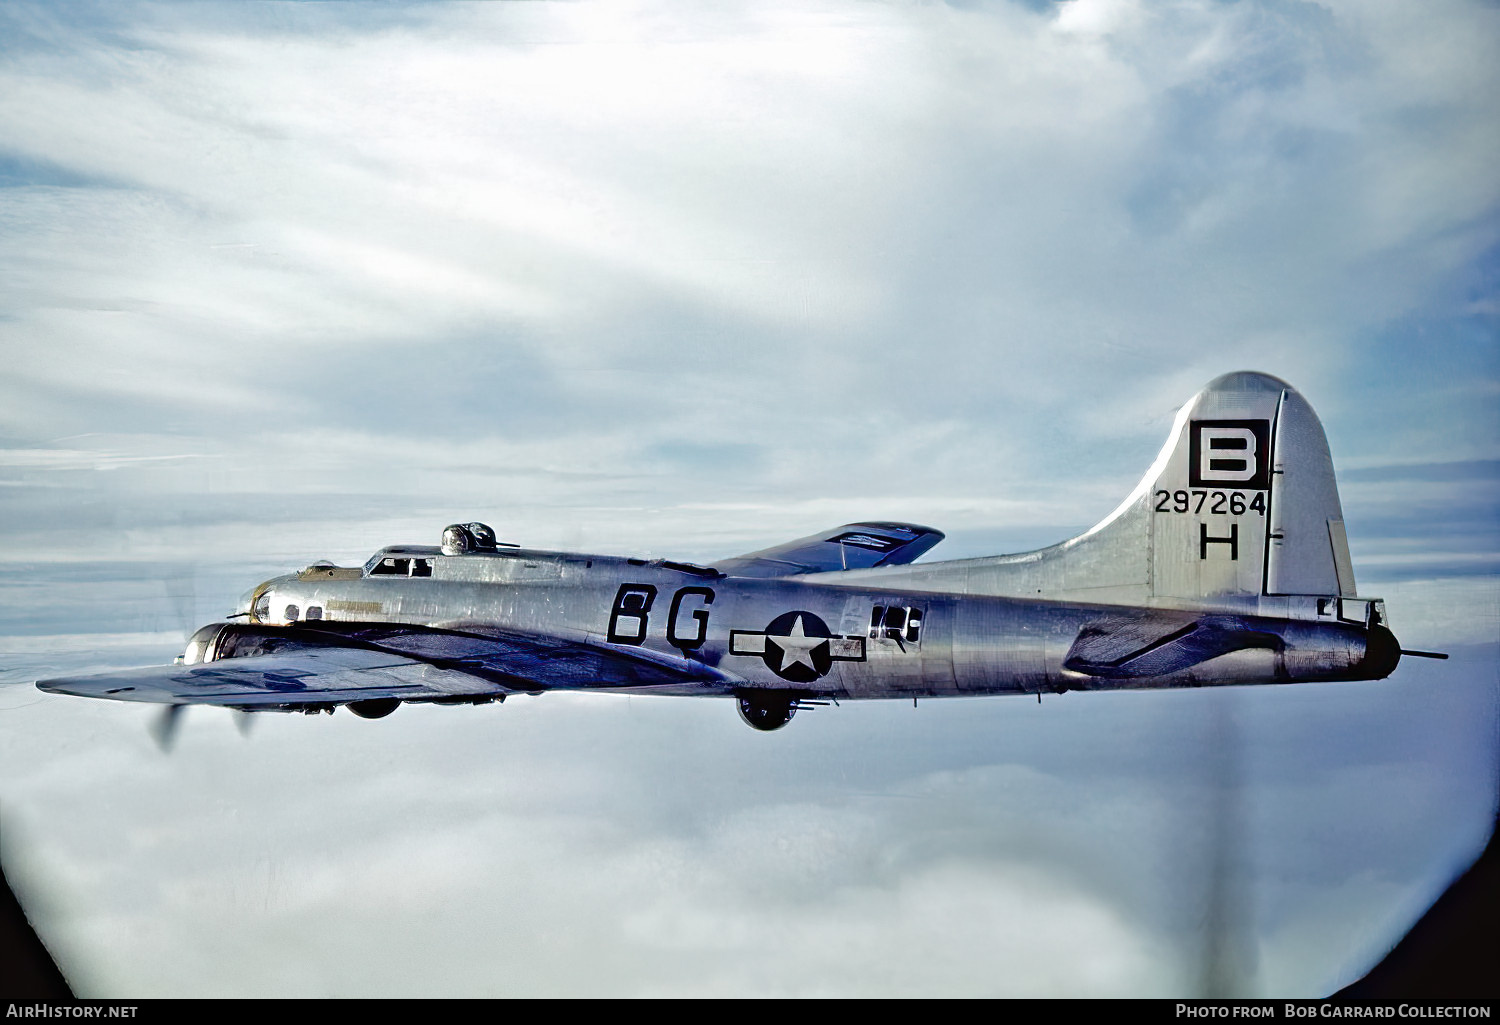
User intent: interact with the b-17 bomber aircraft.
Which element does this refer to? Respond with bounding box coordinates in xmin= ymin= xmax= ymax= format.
xmin=38 ymin=372 xmax=1444 ymax=733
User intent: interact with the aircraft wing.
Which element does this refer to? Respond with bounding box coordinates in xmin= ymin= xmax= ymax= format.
xmin=36 ymin=622 xmax=740 ymax=711
xmin=717 ymin=521 xmax=944 ymax=578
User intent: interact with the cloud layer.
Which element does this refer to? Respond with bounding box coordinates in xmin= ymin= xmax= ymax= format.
xmin=0 ymin=0 xmax=1496 ymax=998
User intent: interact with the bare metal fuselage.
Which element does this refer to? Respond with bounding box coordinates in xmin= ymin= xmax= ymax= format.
xmin=246 ymin=547 xmax=1392 ymax=701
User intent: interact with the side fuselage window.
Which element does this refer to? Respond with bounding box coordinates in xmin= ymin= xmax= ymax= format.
xmin=869 ymin=604 xmax=923 ymax=644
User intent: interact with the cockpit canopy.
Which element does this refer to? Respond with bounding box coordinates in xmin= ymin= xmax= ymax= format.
xmin=362 ymin=545 xmax=440 ymax=577
xmin=370 ymin=555 xmax=433 ymax=577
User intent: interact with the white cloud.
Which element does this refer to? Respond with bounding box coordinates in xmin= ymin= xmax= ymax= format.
xmin=0 ymin=0 xmax=1495 ymax=998
xmin=2 ymin=0 xmax=1494 ymax=454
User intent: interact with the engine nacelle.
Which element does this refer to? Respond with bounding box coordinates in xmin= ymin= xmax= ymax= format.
xmin=178 ymin=622 xmax=339 ymax=665
xmin=179 ymin=623 xmax=228 ymax=665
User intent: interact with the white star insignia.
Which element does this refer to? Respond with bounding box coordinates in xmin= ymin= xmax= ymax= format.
xmin=766 ymin=614 xmax=825 ymax=671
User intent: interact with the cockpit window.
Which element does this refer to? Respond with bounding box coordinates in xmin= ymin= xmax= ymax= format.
xmin=370 ymin=556 xmax=434 ymax=577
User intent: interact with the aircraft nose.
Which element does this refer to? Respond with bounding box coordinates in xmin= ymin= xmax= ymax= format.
xmin=238 ymin=576 xmax=288 ymax=622
xmin=235 ymin=584 xmax=260 ymax=617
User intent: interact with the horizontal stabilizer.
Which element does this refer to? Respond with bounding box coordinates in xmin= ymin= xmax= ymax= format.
xmin=718 ymin=522 xmax=944 ymax=578
xmin=1064 ymin=614 xmax=1284 ymax=679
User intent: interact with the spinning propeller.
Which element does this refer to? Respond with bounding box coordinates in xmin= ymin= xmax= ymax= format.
xmin=151 ymin=563 xmax=256 ymax=752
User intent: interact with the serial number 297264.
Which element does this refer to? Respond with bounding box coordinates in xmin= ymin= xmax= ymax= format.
xmin=1154 ymin=489 xmax=1266 ymax=516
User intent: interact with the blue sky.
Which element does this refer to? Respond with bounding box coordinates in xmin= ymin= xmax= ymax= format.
xmin=0 ymin=0 xmax=1496 ymax=997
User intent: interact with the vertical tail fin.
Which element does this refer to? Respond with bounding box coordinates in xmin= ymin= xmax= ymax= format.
xmin=1146 ymin=371 xmax=1353 ymax=601
xmin=837 ymin=371 xmax=1356 ymax=604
